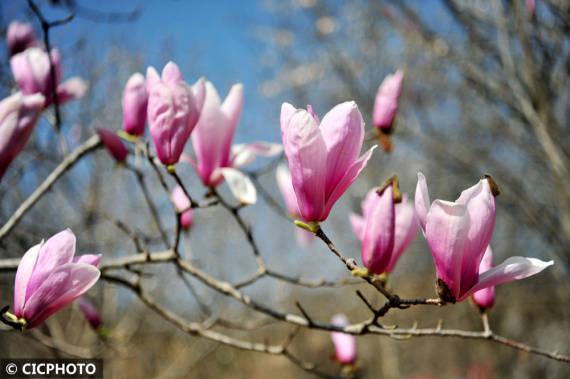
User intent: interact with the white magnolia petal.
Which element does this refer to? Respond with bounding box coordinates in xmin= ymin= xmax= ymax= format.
xmin=459 ymin=256 xmax=554 ymax=300
xmin=220 ymin=167 xmax=257 ymax=205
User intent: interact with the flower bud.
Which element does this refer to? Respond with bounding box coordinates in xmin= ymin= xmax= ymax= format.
xmin=330 ymin=314 xmax=357 ymax=364
xmin=96 ymin=127 xmax=128 ymax=163
xmin=122 ymin=73 xmax=148 ymax=136
xmin=172 ymin=185 xmax=193 ymax=230
xmin=6 ymin=21 xmax=36 ymax=56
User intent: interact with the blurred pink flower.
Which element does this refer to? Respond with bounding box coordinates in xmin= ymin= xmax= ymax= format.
xmin=146 ymin=62 xmax=204 ymax=165
xmin=373 ymin=69 xmax=403 ymax=131
xmin=350 ymin=187 xmax=418 ymax=274
xmin=172 ymin=185 xmax=194 ymax=230
xmin=122 ymin=72 xmax=148 ymax=136
xmin=96 ymin=127 xmax=128 ymax=163
xmin=330 ymin=314 xmax=357 ymax=364
xmin=415 ymin=173 xmax=553 ymax=302
xmin=280 ymin=102 xmax=375 ymax=222
xmin=78 ymin=297 xmax=103 ymax=330
xmin=6 ymin=21 xmax=36 ymax=56
xmin=10 ymin=47 xmax=87 ymax=107
xmin=13 ymin=229 xmax=101 ymax=329
xmin=0 ymin=92 xmax=45 ymax=181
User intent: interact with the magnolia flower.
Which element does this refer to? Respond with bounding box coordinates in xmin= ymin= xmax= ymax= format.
xmin=122 ymin=72 xmax=148 ymax=136
xmin=172 ymin=185 xmax=194 ymax=230
xmin=350 ymin=185 xmax=418 ymax=275
xmin=331 ymin=314 xmax=357 ymax=364
xmin=10 ymin=47 xmax=87 ymax=107
xmin=280 ymin=102 xmax=375 ymax=222
xmin=146 ymin=62 xmax=204 ymax=166
xmin=472 ymin=246 xmax=495 ymax=310
xmin=6 ymin=21 xmax=36 ymax=56
xmin=95 ymin=127 xmax=128 ymax=163
xmin=184 ymin=81 xmax=281 ymax=204
xmin=276 ymin=164 xmax=314 ymax=246
xmin=373 ymin=69 xmax=404 ymax=132
xmin=0 ymin=92 xmax=45 ymax=181
xmin=415 ymin=172 xmax=553 ymax=302
xmin=12 ymin=229 xmax=101 ymax=329
xmin=78 ymin=297 xmax=103 ymax=331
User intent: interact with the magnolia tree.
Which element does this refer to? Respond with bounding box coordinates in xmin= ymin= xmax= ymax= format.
xmin=0 ymin=1 xmax=567 ymax=378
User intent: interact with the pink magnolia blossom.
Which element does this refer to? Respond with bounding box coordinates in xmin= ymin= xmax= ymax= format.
xmin=78 ymin=297 xmax=103 ymax=330
xmin=0 ymin=92 xmax=45 ymax=181
xmin=122 ymin=72 xmax=148 ymax=136
xmin=95 ymin=127 xmax=128 ymax=162
xmin=6 ymin=21 xmax=36 ymax=56
xmin=373 ymin=69 xmax=403 ymax=131
xmin=10 ymin=47 xmax=87 ymax=107
xmin=172 ymin=185 xmax=194 ymax=229
xmin=183 ymin=81 xmax=281 ymax=204
xmin=13 ymin=229 xmax=101 ymax=329
xmin=276 ymin=164 xmax=314 ymax=246
xmin=415 ymin=172 xmax=553 ymax=302
xmin=186 ymin=81 xmax=282 ymax=186
xmin=472 ymin=246 xmax=495 ymax=310
xmin=146 ymin=62 xmax=204 ymax=166
xmin=280 ymin=102 xmax=375 ymax=222
xmin=350 ymin=187 xmax=418 ymax=274
xmin=331 ymin=314 xmax=357 ymax=364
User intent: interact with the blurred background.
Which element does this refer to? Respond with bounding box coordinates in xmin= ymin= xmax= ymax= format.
xmin=0 ymin=0 xmax=568 ymax=377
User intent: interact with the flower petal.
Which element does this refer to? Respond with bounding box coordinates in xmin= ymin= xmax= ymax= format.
xmin=161 ymin=61 xmax=183 ymax=86
xmin=23 ymin=263 xmax=100 ymax=328
xmin=386 ymin=194 xmax=418 ymax=273
xmin=459 ymin=256 xmax=553 ymax=301
xmin=319 ymin=101 xmax=364 ymax=199
xmin=72 ymin=254 xmax=101 ymax=267
xmin=472 ymin=245 xmax=495 ymax=309
xmin=145 ymin=66 xmax=160 ymax=93
xmin=13 ymin=242 xmax=42 ymax=317
xmin=457 ymin=179 xmax=496 ymax=296
xmin=361 ymin=184 xmax=395 ymax=274
xmin=415 ymin=172 xmax=430 ymax=232
xmin=321 ymin=145 xmax=376 ymax=221
xmin=280 ymin=102 xmax=296 ymax=141
xmin=191 ymin=82 xmax=228 ymax=185
xmin=276 ymin=164 xmax=300 ymax=217
xmin=230 ymin=142 xmax=283 ymax=168
xmin=283 ymin=110 xmax=327 ymax=221
xmin=191 ymin=77 xmax=206 ymax=112
xmin=220 ymin=167 xmax=257 ymax=205
xmin=425 ymin=200 xmax=469 ymax=299
xmin=25 ymin=229 xmax=76 ymax=303
xmin=349 ymin=213 xmax=365 ymax=242
xmin=220 ymin=84 xmax=244 ymax=156
xmin=57 ymin=77 xmax=88 ymax=104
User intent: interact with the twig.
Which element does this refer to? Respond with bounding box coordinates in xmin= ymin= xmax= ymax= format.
xmin=28 ymin=0 xmax=74 ymax=156
xmin=0 ymin=134 xmax=101 ymax=242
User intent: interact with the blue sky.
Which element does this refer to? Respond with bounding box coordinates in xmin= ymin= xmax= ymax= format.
xmin=2 ymin=0 xmax=281 ymax=143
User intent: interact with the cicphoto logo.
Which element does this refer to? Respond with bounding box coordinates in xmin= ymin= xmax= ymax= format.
xmin=0 ymin=359 xmax=102 ymax=378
